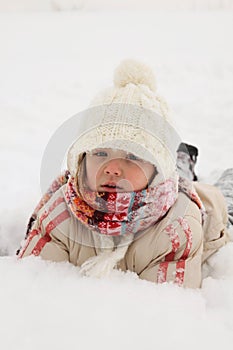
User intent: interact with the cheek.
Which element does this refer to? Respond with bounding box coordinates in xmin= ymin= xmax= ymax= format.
xmin=126 ymin=164 xmax=144 ymax=183
xmin=86 ymin=160 xmax=103 ymax=177
xmin=144 ymin=164 xmax=156 ymax=181
xmin=85 ymin=158 xmax=103 ymax=188
xmin=131 ymin=163 xmax=155 ymax=185
xmin=86 ymin=156 xmax=97 ymax=173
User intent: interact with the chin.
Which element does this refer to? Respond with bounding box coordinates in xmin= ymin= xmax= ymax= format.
xmin=98 ymin=187 xmax=123 ymax=193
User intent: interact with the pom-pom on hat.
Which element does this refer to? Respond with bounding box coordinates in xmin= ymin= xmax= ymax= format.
xmin=67 ymin=59 xmax=180 ymax=185
xmin=114 ymin=59 xmax=156 ymax=91
xmin=89 ymin=59 xmax=169 ymax=118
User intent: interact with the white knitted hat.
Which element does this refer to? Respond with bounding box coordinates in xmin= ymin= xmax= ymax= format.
xmin=67 ymin=59 xmax=180 ymax=185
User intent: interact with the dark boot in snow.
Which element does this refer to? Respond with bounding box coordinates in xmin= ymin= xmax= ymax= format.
xmin=215 ymin=168 xmax=233 ymax=227
xmin=176 ymin=142 xmax=198 ymax=181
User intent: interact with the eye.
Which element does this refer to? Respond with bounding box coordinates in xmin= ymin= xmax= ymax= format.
xmin=93 ymin=151 xmax=108 ymax=157
xmin=126 ymin=153 xmax=142 ymax=161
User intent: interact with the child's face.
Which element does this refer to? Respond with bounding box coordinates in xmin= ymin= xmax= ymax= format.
xmin=84 ymin=148 xmax=156 ymax=192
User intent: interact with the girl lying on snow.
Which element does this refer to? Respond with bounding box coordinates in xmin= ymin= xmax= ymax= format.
xmin=17 ymin=60 xmax=231 ymax=288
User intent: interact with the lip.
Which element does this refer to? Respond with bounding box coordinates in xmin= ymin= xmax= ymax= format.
xmin=100 ymin=182 xmax=123 ymax=192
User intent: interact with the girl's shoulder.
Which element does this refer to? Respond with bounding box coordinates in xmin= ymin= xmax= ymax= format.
xmin=36 ymin=184 xmax=71 ymax=223
xmin=166 ymin=191 xmax=202 ymax=225
xmin=193 ymin=182 xmax=227 ymax=211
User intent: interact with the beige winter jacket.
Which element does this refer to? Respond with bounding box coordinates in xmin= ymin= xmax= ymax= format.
xmin=19 ymin=182 xmax=229 ymax=288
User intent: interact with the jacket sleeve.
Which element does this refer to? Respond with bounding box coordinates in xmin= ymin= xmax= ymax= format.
xmin=138 ymin=214 xmax=203 ymax=288
xmin=193 ymin=182 xmax=230 ymax=263
xmin=18 ymin=190 xmax=70 ymax=263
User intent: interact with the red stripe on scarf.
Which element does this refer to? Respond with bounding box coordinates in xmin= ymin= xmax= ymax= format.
xmin=45 ymin=210 xmax=70 ymax=234
xmin=17 ymin=229 xmax=39 ymax=259
xmin=34 ymin=172 xmax=69 ymax=214
xmin=30 ymin=210 xmax=70 ymax=256
xmin=39 ymin=197 xmax=65 ymax=225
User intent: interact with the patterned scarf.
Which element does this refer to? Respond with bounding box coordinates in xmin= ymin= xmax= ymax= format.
xmin=64 ymin=176 xmax=179 ymax=236
xmin=23 ymin=170 xmax=205 ymax=241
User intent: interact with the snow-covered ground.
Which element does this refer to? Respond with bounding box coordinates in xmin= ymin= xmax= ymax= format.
xmin=1 ymin=0 xmax=233 ymax=12
xmin=0 ymin=9 xmax=233 ymax=349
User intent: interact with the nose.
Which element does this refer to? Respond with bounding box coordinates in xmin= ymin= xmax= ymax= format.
xmin=103 ymin=159 xmax=122 ymax=176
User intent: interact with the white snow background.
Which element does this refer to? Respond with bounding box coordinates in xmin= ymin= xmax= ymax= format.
xmin=0 ymin=3 xmax=233 ymax=349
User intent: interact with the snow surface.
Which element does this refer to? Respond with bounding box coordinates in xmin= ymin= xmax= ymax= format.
xmin=1 ymin=0 xmax=233 ymax=12
xmin=0 ymin=9 xmax=233 ymax=349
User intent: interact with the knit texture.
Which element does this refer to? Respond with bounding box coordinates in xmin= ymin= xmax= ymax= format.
xmin=65 ymin=176 xmax=178 ymax=238
xmin=67 ymin=60 xmax=181 ymax=185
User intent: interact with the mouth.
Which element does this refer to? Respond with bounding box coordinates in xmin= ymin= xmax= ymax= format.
xmin=100 ymin=183 xmax=123 ymax=192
